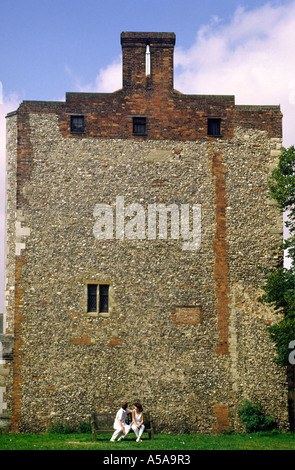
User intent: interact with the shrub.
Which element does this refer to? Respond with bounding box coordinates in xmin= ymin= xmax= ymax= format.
xmin=47 ymin=421 xmax=76 ymax=434
xmin=238 ymin=399 xmax=277 ymax=433
xmin=77 ymin=420 xmax=92 ymax=433
xmin=47 ymin=419 xmax=91 ymax=434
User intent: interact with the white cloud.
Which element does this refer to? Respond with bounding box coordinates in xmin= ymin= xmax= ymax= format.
xmin=74 ymin=58 xmax=122 ymax=93
xmin=174 ymin=2 xmax=295 ymax=147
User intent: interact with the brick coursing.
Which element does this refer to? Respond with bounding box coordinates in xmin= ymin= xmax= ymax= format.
xmin=15 ymin=33 xmax=281 ymax=143
xmin=211 ymin=151 xmax=230 ymax=355
xmin=213 ymin=404 xmax=230 ymax=433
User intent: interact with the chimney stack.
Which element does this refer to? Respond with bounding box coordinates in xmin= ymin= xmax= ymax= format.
xmin=120 ymin=32 xmax=176 ymax=92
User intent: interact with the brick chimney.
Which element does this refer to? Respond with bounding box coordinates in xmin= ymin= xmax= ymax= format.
xmin=120 ymin=32 xmax=176 ymax=92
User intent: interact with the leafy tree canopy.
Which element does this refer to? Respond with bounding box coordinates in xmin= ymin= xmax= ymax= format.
xmin=260 ymin=146 xmax=295 ymax=366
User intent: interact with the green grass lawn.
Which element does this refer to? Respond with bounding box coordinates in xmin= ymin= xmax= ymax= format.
xmin=0 ymin=431 xmax=294 ymax=451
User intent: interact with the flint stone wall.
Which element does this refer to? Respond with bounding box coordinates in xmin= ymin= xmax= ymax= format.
xmin=3 ymin=111 xmax=289 ymax=433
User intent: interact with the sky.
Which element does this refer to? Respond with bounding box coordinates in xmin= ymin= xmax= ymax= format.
xmin=0 ymin=0 xmax=295 ymax=311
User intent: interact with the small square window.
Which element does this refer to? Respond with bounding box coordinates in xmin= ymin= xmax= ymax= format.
xmin=87 ymin=283 xmax=110 ymax=315
xmin=207 ymin=118 xmax=221 ymax=136
xmin=133 ymin=117 xmax=147 ymax=135
xmin=71 ymin=115 xmax=84 ymax=133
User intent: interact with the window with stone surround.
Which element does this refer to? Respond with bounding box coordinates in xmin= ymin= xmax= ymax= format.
xmin=87 ymin=282 xmax=110 ymax=316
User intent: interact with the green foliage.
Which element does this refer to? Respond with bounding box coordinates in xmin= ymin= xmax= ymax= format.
xmin=259 ymin=267 xmax=295 ymax=315
xmin=47 ymin=420 xmax=91 ymax=434
xmin=48 ymin=421 xmax=76 ymax=434
xmin=268 ymin=316 xmax=295 ymax=366
xmin=77 ymin=420 xmax=92 ymax=433
xmin=259 ymin=146 xmax=295 ymax=366
xmin=259 ymin=266 xmax=295 ymax=366
xmin=238 ymin=400 xmax=277 ymax=433
xmin=268 ymin=145 xmax=295 ymax=264
xmin=268 ymin=145 xmax=295 ymax=209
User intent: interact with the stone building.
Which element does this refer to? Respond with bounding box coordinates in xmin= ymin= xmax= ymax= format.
xmin=3 ymin=32 xmax=289 ymax=433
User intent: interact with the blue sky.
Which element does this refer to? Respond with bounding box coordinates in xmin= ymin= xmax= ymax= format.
xmin=1 ymin=0 xmax=295 ymax=310
xmin=1 ymin=0 xmax=283 ymax=101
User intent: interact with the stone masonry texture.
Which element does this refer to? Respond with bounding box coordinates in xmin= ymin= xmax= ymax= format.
xmin=3 ymin=32 xmax=289 ymax=433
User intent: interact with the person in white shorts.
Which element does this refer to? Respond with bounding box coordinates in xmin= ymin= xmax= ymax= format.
xmin=110 ymin=401 xmax=132 ymax=442
xmin=131 ymin=402 xmax=145 ymax=442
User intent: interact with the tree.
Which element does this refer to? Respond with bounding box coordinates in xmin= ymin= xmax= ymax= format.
xmin=260 ymin=146 xmax=295 ymax=367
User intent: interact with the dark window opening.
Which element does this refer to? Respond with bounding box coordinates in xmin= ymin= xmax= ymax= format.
xmin=71 ymin=115 xmax=84 ymax=133
xmin=87 ymin=283 xmax=110 ymax=314
xmin=87 ymin=284 xmax=97 ymax=312
xmin=99 ymin=284 xmax=109 ymax=313
xmin=207 ymin=118 xmax=221 ymax=136
xmin=133 ymin=117 xmax=147 ymax=135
